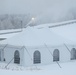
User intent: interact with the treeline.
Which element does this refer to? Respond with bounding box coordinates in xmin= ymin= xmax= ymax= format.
xmin=0 ymin=14 xmax=34 ymax=30
xmin=0 ymin=9 xmax=76 ymax=30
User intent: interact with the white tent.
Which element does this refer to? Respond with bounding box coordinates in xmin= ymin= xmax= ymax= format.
xmin=0 ymin=23 xmax=76 ymax=67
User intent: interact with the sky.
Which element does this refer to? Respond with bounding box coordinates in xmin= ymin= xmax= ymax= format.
xmin=0 ymin=0 xmax=76 ymax=23
xmin=0 ymin=0 xmax=76 ymax=14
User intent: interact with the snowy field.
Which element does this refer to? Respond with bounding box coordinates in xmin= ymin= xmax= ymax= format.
xmin=0 ymin=61 xmax=76 ymax=75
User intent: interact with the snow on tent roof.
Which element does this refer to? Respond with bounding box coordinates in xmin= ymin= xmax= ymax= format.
xmin=35 ymin=20 xmax=76 ymax=44
xmin=50 ymin=23 xmax=76 ymax=43
xmin=0 ymin=26 xmax=75 ymax=47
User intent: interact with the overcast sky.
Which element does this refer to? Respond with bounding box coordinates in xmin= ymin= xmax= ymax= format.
xmin=0 ymin=0 xmax=75 ymax=14
xmin=0 ymin=0 xmax=76 ymax=23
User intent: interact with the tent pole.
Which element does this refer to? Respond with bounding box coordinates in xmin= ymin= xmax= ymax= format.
xmin=5 ymin=57 xmax=14 ymax=69
xmin=5 ymin=46 xmax=24 ymax=69
xmin=1 ymin=44 xmax=8 ymax=61
xmin=24 ymin=46 xmax=32 ymax=61
xmin=24 ymin=46 xmax=38 ymax=70
xmin=1 ymin=44 xmax=8 ymax=51
xmin=44 ymin=43 xmax=62 ymax=68
xmin=64 ymin=43 xmax=71 ymax=53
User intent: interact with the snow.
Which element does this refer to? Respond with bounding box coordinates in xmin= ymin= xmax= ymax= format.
xmin=50 ymin=22 xmax=76 ymax=42
xmin=0 ymin=29 xmax=21 ymax=34
xmin=35 ymin=20 xmax=76 ymax=43
xmin=35 ymin=19 xmax=76 ymax=28
xmin=0 ymin=29 xmax=22 ymax=39
xmin=0 ymin=61 xmax=76 ymax=75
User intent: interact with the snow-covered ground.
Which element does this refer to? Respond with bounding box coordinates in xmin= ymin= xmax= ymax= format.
xmin=0 ymin=61 xmax=76 ymax=75
xmin=0 ymin=29 xmax=22 ymax=39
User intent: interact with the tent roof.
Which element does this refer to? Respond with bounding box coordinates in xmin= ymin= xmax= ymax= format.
xmin=0 ymin=25 xmax=74 ymax=47
xmin=50 ymin=23 xmax=76 ymax=43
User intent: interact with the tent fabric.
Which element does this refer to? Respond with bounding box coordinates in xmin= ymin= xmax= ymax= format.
xmin=0 ymin=26 xmax=74 ymax=47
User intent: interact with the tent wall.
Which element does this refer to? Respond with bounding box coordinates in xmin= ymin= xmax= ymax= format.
xmin=3 ymin=45 xmax=24 ymax=66
xmin=0 ymin=44 xmax=76 ymax=67
xmin=24 ymin=45 xmax=76 ymax=67
xmin=24 ymin=46 xmax=53 ymax=66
